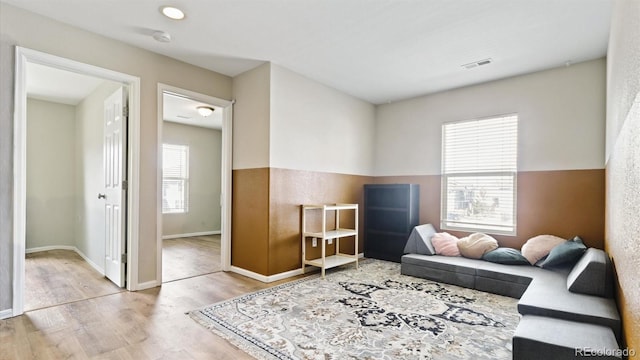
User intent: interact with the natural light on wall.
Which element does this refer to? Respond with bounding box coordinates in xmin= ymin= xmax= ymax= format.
xmin=441 ymin=114 xmax=518 ymax=235
xmin=162 ymin=143 xmax=189 ymax=214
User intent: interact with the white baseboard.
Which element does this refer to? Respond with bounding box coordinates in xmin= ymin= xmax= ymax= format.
xmin=74 ymin=248 xmax=105 ymax=275
xmin=26 ymin=245 xmax=76 ymax=254
xmin=230 ymin=266 xmax=271 ymax=283
xmin=162 ymin=230 xmax=220 ymax=240
xmin=0 ymin=309 xmax=13 ymax=320
xmin=230 ymin=253 xmax=364 ymax=283
xmin=26 ymin=246 xmax=105 ymax=275
xmin=136 ymin=280 xmax=160 ymax=290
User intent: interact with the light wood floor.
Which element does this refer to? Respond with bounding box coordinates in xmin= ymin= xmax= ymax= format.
xmin=24 ymin=250 xmax=125 ymax=312
xmin=2 ymin=260 xmax=299 ymax=359
xmin=162 ymin=235 xmax=221 ymax=283
xmin=23 ymin=235 xmax=222 ymax=311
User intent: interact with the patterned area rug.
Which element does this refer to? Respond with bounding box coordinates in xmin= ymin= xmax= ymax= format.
xmin=188 ymin=260 xmax=519 ymax=359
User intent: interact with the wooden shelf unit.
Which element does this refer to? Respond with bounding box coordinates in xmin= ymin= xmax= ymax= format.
xmin=301 ymin=203 xmax=358 ymax=278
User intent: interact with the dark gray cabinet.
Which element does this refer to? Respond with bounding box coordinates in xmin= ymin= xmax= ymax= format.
xmin=364 ymin=184 xmax=419 ymax=262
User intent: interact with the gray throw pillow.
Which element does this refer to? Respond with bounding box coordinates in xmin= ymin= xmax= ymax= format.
xmin=482 ymin=247 xmax=530 ymax=265
xmin=403 ymin=224 xmax=436 ymax=255
xmin=540 ymin=236 xmax=587 ymax=268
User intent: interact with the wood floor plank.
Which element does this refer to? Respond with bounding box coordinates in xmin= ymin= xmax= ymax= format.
xmin=24 ymin=250 xmax=124 ymax=311
xmin=3 ymin=266 xmax=302 ymax=359
xmin=2 ymin=240 xmax=305 ymax=359
xmin=162 ymin=235 xmax=222 ymax=282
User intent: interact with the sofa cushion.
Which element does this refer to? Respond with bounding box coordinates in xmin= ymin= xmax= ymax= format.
xmin=513 ymin=316 xmax=621 ymax=360
xmin=482 ymin=247 xmax=530 ymax=265
xmin=518 ymin=268 xmax=620 ymax=340
xmin=401 ymin=254 xmax=476 ymax=275
xmin=567 ymin=248 xmax=614 ymax=298
xmin=403 ymin=224 xmax=437 ymax=255
xmin=457 ymin=233 xmax=498 ymax=259
xmin=431 ymin=232 xmax=460 ymax=256
xmin=521 ymin=235 xmax=566 ymax=265
xmin=539 ymin=237 xmax=587 ymax=268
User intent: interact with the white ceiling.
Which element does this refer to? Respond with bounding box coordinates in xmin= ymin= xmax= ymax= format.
xmin=8 ymin=0 xmax=612 ymax=104
xmin=26 ymin=63 xmax=220 ymax=129
xmin=26 ymin=62 xmax=105 ymax=105
xmin=163 ymin=93 xmax=222 ymax=130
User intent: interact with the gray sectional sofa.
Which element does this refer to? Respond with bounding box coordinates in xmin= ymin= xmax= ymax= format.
xmin=401 ymin=245 xmax=622 ymax=359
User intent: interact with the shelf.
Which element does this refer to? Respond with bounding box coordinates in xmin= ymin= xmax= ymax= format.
xmin=301 ymin=203 xmax=358 ymax=278
xmin=302 ymin=204 xmax=358 ymax=211
xmin=303 ymin=228 xmax=357 ymax=240
xmin=304 ymin=254 xmax=358 ymax=269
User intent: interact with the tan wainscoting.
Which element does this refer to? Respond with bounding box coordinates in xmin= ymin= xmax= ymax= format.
xmin=232 ymin=168 xmax=605 ymax=275
xmin=231 ymin=168 xmax=270 ymax=275
xmin=232 ymin=167 xmax=372 ymax=277
xmin=374 ymin=169 xmax=605 ymax=249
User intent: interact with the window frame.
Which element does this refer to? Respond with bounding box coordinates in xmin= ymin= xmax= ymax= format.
xmin=162 ymin=143 xmax=189 ymax=214
xmin=440 ymin=114 xmax=518 ymax=236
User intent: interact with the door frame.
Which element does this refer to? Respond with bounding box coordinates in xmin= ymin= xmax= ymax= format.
xmin=156 ymin=83 xmax=233 ymax=283
xmin=12 ymin=47 xmax=141 ymax=316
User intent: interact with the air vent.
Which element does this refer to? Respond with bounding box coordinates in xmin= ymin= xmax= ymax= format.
xmin=462 ymin=58 xmax=493 ymax=69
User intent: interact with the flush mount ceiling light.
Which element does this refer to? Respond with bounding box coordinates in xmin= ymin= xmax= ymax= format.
xmin=161 ymin=6 xmax=185 ymax=20
xmin=197 ymin=106 xmax=214 ymax=117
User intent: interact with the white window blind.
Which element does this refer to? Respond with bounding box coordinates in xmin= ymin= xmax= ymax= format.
xmin=162 ymin=144 xmax=189 ymax=214
xmin=441 ymin=115 xmax=518 ymax=235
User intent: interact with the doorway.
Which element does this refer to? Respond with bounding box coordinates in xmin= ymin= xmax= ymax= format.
xmin=12 ymin=47 xmax=141 ymax=317
xmin=156 ymin=84 xmax=233 ymax=284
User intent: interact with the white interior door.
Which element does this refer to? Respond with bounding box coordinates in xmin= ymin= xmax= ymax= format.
xmin=103 ymin=87 xmax=128 ymax=287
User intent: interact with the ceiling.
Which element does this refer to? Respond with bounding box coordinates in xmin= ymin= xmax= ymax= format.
xmin=26 ymin=63 xmax=220 ymax=129
xmin=163 ymin=93 xmax=222 ymax=130
xmin=7 ymin=0 xmax=612 ymax=104
xmin=26 ymin=62 xmax=105 ymax=105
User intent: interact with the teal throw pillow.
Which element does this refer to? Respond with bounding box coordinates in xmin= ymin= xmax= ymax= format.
xmin=540 ymin=236 xmax=587 ymax=268
xmin=482 ymin=247 xmax=530 ymax=265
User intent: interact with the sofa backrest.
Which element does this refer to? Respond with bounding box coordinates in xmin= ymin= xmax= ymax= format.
xmin=566 ymin=248 xmax=614 ymax=298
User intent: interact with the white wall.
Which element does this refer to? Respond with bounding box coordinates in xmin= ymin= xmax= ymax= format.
xmin=26 ymin=98 xmax=76 ymax=249
xmin=270 ymin=64 xmax=376 ymax=175
xmin=162 ymin=122 xmax=222 ymax=236
xmin=75 ymin=81 xmax=121 ymax=269
xmin=231 ymin=62 xmax=271 ymax=170
xmin=604 ymin=0 xmax=640 ymax=347
xmin=606 ymin=0 xmax=640 ymax=162
xmin=374 ymin=58 xmax=606 ymax=176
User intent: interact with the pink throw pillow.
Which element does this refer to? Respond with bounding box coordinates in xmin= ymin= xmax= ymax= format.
xmin=431 ymin=232 xmax=460 ymax=256
xmin=521 ymin=234 xmax=566 ymax=265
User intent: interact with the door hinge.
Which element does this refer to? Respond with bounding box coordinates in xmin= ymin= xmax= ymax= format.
xmin=121 ymin=253 xmax=127 ymax=263
xmin=122 ymin=180 xmax=128 ymax=191
xmin=123 ymin=105 xmax=129 ymax=118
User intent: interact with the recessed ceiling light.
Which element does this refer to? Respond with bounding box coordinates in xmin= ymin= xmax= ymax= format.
xmin=161 ymin=6 xmax=185 ymax=20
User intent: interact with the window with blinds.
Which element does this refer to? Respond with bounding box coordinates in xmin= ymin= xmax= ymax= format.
xmin=441 ymin=114 xmax=518 ymax=235
xmin=162 ymin=144 xmax=189 ymax=214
